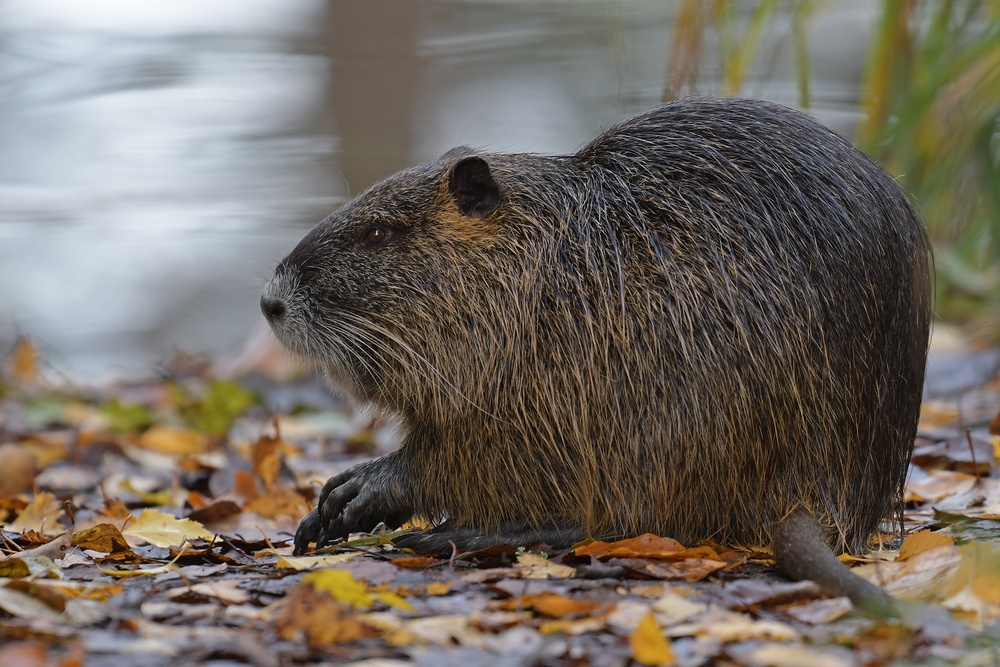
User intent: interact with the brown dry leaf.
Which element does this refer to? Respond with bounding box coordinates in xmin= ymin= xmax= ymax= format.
xmin=122 ymin=508 xmax=213 ymax=547
xmin=575 ymin=534 xmax=685 ymax=559
xmin=905 ymin=468 xmax=977 ymax=502
xmin=898 ymin=530 xmax=955 ymax=561
xmin=515 ymin=552 xmax=576 ymax=579
xmin=102 ymin=497 xmax=133 ymax=522
xmin=250 ymin=431 xmax=282 ymax=489
xmin=630 ymin=612 xmax=675 ymax=666
xmin=8 ymin=492 xmax=63 ymax=535
xmin=72 ymin=523 xmax=130 ymax=553
xmin=0 ymin=557 xmax=32 ymax=578
xmin=233 ymin=469 xmax=259 ymax=502
xmin=137 ymin=426 xmax=211 ymax=456
xmin=243 ymin=486 xmax=310 ymax=518
xmin=8 ymin=337 xmax=39 ymax=385
xmin=499 ymin=592 xmax=608 ymax=618
xmin=989 ymin=406 xmax=1000 ymax=436
xmin=274 ymin=583 xmax=376 ymax=646
xmin=0 ymin=443 xmax=38 ymax=494
xmin=392 ymin=556 xmax=439 ymax=570
xmin=638 ymin=558 xmax=727 ymax=582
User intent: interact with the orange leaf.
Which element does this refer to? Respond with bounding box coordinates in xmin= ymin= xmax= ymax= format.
xmin=251 ymin=432 xmax=282 ymax=489
xmin=243 ymin=486 xmax=310 ymax=518
xmin=137 ymin=426 xmax=210 ymax=456
xmin=898 ymin=530 xmax=955 ymax=562
xmin=500 ymin=592 xmax=607 ymax=618
xmin=575 ymin=534 xmax=685 ymax=559
xmin=233 ymin=470 xmax=258 ymax=503
xmin=630 ymin=612 xmax=675 ymax=666
xmin=392 ymin=557 xmax=439 ymax=570
xmin=8 ymin=337 xmax=39 ymax=385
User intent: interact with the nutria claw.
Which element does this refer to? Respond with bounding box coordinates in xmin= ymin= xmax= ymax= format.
xmin=293 ymin=453 xmax=413 ymax=556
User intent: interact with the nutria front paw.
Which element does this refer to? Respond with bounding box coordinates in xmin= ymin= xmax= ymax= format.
xmin=293 ymin=453 xmax=413 ymax=556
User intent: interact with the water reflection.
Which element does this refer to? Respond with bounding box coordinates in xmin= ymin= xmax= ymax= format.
xmin=0 ymin=0 xmax=876 ymax=379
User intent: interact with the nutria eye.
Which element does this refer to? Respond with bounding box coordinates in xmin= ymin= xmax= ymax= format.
xmin=361 ymin=225 xmax=392 ymax=248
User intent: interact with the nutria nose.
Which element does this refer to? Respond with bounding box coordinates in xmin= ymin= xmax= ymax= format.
xmin=260 ymin=295 xmax=286 ymax=323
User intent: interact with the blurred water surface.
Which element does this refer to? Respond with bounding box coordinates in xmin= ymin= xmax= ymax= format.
xmin=0 ymin=0 xmax=876 ymax=379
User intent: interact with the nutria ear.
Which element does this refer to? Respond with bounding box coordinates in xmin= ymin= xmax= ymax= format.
xmin=449 ymin=156 xmax=501 ymax=218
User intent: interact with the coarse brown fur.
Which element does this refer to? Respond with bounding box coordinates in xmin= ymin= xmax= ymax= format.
xmin=262 ymin=98 xmax=931 ymax=573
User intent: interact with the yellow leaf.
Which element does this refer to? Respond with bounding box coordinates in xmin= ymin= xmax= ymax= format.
xmin=304 ymin=570 xmax=374 ymax=609
xmin=0 ymin=557 xmax=31 ymax=578
xmin=515 ymin=552 xmax=576 ymax=579
xmin=304 ymin=569 xmax=414 ymax=612
xmin=630 ymin=612 xmax=675 ymax=666
xmin=8 ymin=492 xmax=63 ymax=535
xmin=122 ymin=509 xmax=212 ymax=547
xmin=137 ymin=426 xmax=211 ymax=456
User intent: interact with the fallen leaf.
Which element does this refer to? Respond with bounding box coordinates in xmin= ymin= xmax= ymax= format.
xmin=733 ymin=642 xmax=852 ymax=667
xmin=898 ymin=530 xmax=955 ymax=561
xmin=576 ymin=534 xmax=685 ymax=559
xmin=515 ymin=552 xmax=576 ymax=579
xmin=251 ymin=431 xmax=282 ymax=488
xmin=72 ymin=523 xmax=130 ymax=553
xmin=8 ymin=492 xmax=63 ymax=535
xmin=0 ymin=557 xmax=32 ymax=578
xmin=304 ymin=569 xmax=414 ymax=612
xmin=243 ymin=486 xmax=310 ymax=518
xmin=539 ymin=616 xmax=608 ymax=635
xmin=168 ymin=580 xmax=250 ymax=605
xmin=0 ymin=443 xmax=38 ymax=494
xmin=651 ymin=589 xmax=708 ymax=624
xmin=782 ymin=597 xmax=854 ymax=624
xmin=630 ymin=612 xmax=675 ymax=666
xmin=275 ymin=553 xmax=360 ymax=570
xmin=905 ymin=468 xmax=977 ymax=502
xmin=8 ymin=337 xmax=39 ymax=385
xmin=275 ymin=583 xmax=376 ymax=646
xmin=499 ymin=592 xmax=608 ymax=618
xmin=853 ymin=545 xmax=963 ymax=601
xmin=668 ymin=607 xmax=798 ymax=642
xmin=391 ymin=556 xmax=439 ymax=570
xmin=122 ymin=509 xmax=213 ymax=547
xmin=137 ymin=426 xmax=212 ymax=456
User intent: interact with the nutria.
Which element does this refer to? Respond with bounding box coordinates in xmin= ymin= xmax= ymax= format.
xmin=261 ymin=97 xmax=930 ymax=614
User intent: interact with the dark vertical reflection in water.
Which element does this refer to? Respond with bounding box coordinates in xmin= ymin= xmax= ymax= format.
xmin=328 ymin=0 xmax=426 ymax=193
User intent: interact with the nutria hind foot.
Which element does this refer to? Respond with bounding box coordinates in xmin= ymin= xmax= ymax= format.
xmin=773 ymin=507 xmax=900 ymax=617
xmin=393 ymin=521 xmax=589 ymax=554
